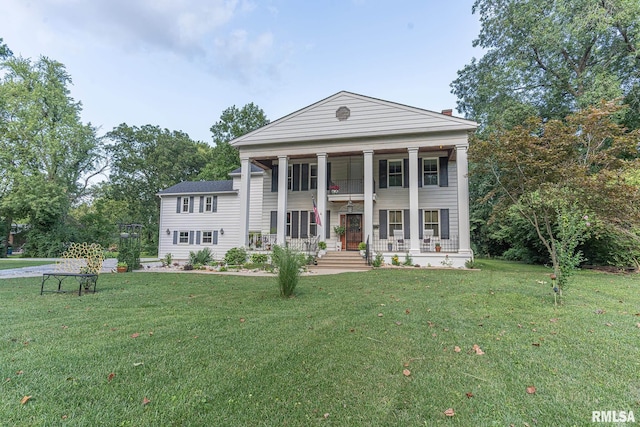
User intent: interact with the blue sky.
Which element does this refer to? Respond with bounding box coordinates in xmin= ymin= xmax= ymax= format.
xmin=1 ymin=0 xmax=483 ymax=143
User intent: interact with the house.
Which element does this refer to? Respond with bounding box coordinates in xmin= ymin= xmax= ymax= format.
xmin=158 ymin=91 xmax=477 ymax=267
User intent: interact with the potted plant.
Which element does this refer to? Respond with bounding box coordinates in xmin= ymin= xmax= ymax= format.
xmin=317 ymin=240 xmax=327 ymax=258
xmin=435 ymin=243 xmax=442 ymax=252
xmin=358 ymin=242 xmax=367 ymax=257
xmin=329 ymin=184 xmax=340 ymax=194
xmin=117 ymin=261 xmax=128 ymax=273
xmin=333 ymin=225 xmax=346 ymax=236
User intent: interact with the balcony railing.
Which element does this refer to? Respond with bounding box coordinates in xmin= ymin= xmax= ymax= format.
xmin=328 ymin=179 xmax=375 ymax=195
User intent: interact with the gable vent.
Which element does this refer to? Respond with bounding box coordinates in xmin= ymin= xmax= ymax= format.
xmin=336 ymin=106 xmax=350 ymax=121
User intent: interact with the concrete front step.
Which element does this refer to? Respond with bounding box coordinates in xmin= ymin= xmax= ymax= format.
xmin=314 ymin=251 xmax=370 ymax=270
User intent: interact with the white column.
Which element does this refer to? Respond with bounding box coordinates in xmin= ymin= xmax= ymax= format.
xmin=456 ymin=144 xmax=472 ymax=256
xmin=238 ymin=156 xmax=251 ymax=247
xmin=408 ymin=147 xmax=420 ymax=253
xmin=277 ymin=155 xmax=288 ymax=246
xmin=363 ymin=150 xmax=374 ymax=246
xmin=317 ymin=153 xmax=327 ymax=242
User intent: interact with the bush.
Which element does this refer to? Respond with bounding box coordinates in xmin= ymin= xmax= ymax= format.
xmin=272 ymin=245 xmax=304 ymax=297
xmin=249 ymin=253 xmax=268 ymax=264
xmin=162 ymin=253 xmax=173 ymax=267
xmin=224 ymin=247 xmax=247 ymax=265
xmin=403 ymin=253 xmax=413 ymax=266
xmin=358 ymin=242 xmax=367 ymax=251
xmin=372 ymin=252 xmax=384 ymax=267
xmin=189 ymin=248 xmax=213 ymax=265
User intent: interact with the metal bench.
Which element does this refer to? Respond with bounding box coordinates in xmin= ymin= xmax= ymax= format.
xmin=40 ymin=243 xmax=104 ymax=296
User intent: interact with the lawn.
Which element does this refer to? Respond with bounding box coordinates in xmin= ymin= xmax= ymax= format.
xmin=1 ymin=263 xmax=639 ymax=426
xmin=0 ymin=259 xmax=55 ymax=270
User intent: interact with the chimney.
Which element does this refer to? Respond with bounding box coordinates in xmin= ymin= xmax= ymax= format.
xmin=441 ymin=109 xmax=453 ymax=116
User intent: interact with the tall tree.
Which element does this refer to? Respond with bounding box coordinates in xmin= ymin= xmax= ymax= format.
xmin=452 ymin=0 xmax=640 ymax=130
xmin=0 ymin=54 xmax=103 ymax=256
xmin=200 ymin=103 xmax=269 ymax=180
xmin=106 ymin=124 xmax=210 ymax=252
xmin=470 ymin=102 xmax=640 ymax=288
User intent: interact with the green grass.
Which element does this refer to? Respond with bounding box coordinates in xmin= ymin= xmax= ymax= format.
xmin=1 ymin=263 xmax=639 ymax=426
xmin=0 ymin=259 xmax=55 ymax=270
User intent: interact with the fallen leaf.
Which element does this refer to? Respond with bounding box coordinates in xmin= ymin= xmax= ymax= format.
xmin=466 ymin=392 xmax=474 ymax=398
xmin=526 ymin=386 xmax=536 ymax=394
xmin=20 ymin=395 xmax=31 ymax=405
xmin=395 ymin=321 xmax=402 ymax=326
xmin=107 ymin=373 xmax=115 ymax=382
xmin=130 ymin=333 xmax=140 ymax=338
xmin=377 ymin=313 xmax=383 ymax=317
xmin=403 ymin=369 xmax=411 ymax=376
xmin=549 ymin=318 xmax=558 ymax=323
xmin=61 ymin=415 xmax=68 ymax=420
xmin=16 ymin=370 xmax=23 ymax=375
xmin=240 ymin=318 xmax=245 ymax=323
xmin=444 ymin=408 xmax=455 ymax=417
xmin=532 ymin=343 xmax=540 ymax=347
xmin=62 ymin=325 xmax=68 ymax=329
xmin=472 ymin=344 xmax=485 ymax=355
xmin=405 ymin=309 xmax=411 ymax=314
xmin=142 ymin=397 xmax=151 ymax=405
xmin=133 ymin=362 xmax=144 ymax=367
xmin=605 ymin=323 xmax=612 ymax=327
xmin=636 ymin=323 xmax=640 ymax=328
xmin=518 ymin=324 xmax=523 ymax=328
xmin=148 ymin=331 xmax=154 ymax=336
xmin=323 ymin=413 xmax=330 ymax=419
xmin=454 ymin=346 xmax=461 ymax=353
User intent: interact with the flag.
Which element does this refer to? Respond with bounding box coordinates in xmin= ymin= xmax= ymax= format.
xmin=312 ymin=195 xmax=322 ymax=226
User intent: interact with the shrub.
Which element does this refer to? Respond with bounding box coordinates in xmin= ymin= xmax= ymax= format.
xmin=224 ymin=247 xmax=247 ymax=266
xmin=250 ymin=253 xmax=268 ymax=264
xmin=372 ymin=252 xmax=384 ymax=267
xmin=189 ymin=248 xmax=213 ymax=265
xmin=392 ymin=254 xmax=400 ymax=266
xmin=162 ymin=253 xmax=173 ymax=267
xmin=403 ymin=253 xmax=413 ymax=266
xmin=272 ymin=245 xmax=304 ymax=297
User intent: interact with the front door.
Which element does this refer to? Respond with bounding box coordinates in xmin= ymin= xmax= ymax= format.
xmin=342 ymin=214 xmax=362 ymax=251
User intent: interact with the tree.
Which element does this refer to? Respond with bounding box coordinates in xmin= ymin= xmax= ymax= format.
xmin=470 ymin=102 xmax=640 ymax=294
xmin=106 ymin=124 xmax=210 ymax=252
xmin=200 ymin=103 xmax=269 ymax=180
xmin=0 ymin=55 xmax=104 ymax=256
xmin=452 ymin=0 xmax=640 ymax=130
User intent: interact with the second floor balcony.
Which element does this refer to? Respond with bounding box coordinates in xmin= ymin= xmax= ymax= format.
xmin=327 ymin=179 xmax=376 ymax=202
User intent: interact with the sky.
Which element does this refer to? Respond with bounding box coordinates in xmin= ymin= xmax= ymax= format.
xmin=0 ymin=0 xmax=484 ymax=144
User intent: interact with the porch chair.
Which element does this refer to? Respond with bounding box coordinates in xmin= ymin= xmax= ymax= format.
xmin=393 ymin=229 xmax=406 ymax=251
xmin=422 ymin=229 xmax=434 ymax=252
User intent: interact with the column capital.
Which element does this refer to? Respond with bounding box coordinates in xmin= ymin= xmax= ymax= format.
xmin=240 ymin=155 xmax=251 ymax=161
xmin=362 ymin=149 xmax=374 ymax=155
xmin=317 ymin=152 xmax=327 ymax=158
xmin=407 ymin=147 xmax=419 ymax=154
xmin=455 ymin=143 xmax=468 ymax=151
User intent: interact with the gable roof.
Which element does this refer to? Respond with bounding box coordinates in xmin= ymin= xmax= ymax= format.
xmin=157 ymin=180 xmax=235 ymax=196
xmin=229 ymin=163 xmax=264 ymax=175
xmin=230 ymin=91 xmax=477 ymax=147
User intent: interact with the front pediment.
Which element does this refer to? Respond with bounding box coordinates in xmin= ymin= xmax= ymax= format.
xmin=230 ymin=91 xmax=477 ymax=148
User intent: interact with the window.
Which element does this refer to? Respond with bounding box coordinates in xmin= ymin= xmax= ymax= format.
xmin=309 ymin=210 xmax=317 ymax=236
xmin=422 ymin=158 xmax=438 ymax=186
xmin=204 ymin=196 xmax=213 ymax=212
xmin=388 ymin=210 xmax=403 ymax=233
xmin=288 ymin=165 xmax=293 ymax=190
xmin=423 ymin=210 xmax=439 ymax=236
xmin=182 ymin=197 xmax=190 ymax=213
xmin=286 ymin=212 xmax=291 ymax=237
xmin=179 ymin=231 xmax=189 ymax=244
xmin=202 ymin=231 xmax=213 ymax=244
xmin=388 ymin=160 xmax=403 ymax=187
xmin=310 ymin=164 xmax=318 ymax=190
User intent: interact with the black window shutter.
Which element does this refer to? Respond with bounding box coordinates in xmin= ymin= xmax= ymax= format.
xmin=325 ymin=210 xmax=331 ymax=239
xmin=189 ymin=231 xmax=194 ymax=244
xmin=301 ymin=163 xmax=309 ymax=191
xmin=379 ymin=159 xmax=387 ymax=189
xmin=173 ymin=231 xmax=178 ymax=244
xmin=271 ymin=165 xmax=278 ymax=192
xmin=213 ymin=230 xmax=218 ymax=245
xmin=189 ymin=196 xmax=194 ymax=213
xmin=300 ymin=211 xmax=308 ymax=238
xmin=418 ymin=158 xmax=423 ymax=188
xmin=379 ymin=210 xmax=388 ymax=239
xmin=418 ymin=210 xmax=423 ymax=239
xmin=270 ymin=211 xmax=277 ymax=233
xmin=404 ymin=209 xmax=410 ymax=239
xmin=291 ymin=211 xmax=299 ymax=238
xmin=441 ymin=209 xmax=450 ymax=239
xmin=326 ymin=162 xmax=332 ymax=189
xmin=293 ymin=164 xmax=301 ymax=191
xmin=403 ymin=158 xmax=409 ymax=188
xmin=176 ymin=197 xmax=181 ymax=213
xmin=196 ymin=231 xmax=201 ymax=244
xmin=439 ymin=157 xmax=449 ymax=187
xmin=199 ymin=196 xmax=204 ymax=213
xmin=212 ymin=196 xmax=217 ymax=213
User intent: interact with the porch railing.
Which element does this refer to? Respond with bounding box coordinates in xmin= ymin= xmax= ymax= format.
xmin=248 ymin=233 xmax=319 ymax=257
xmin=367 ymin=235 xmax=460 ymax=253
xmin=328 ymin=179 xmax=375 ymax=194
